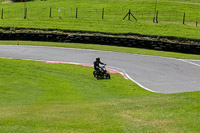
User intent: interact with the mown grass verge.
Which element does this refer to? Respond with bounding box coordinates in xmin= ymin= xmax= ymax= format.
xmin=0 ymin=40 xmax=200 ymax=59
xmin=0 ymin=58 xmax=200 ymax=132
xmin=1 ymin=0 xmax=200 ymax=39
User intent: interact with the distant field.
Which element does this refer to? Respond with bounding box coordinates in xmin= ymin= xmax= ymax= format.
xmin=1 ymin=0 xmax=200 ymax=39
xmin=0 ymin=58 xmax=200 ymax=132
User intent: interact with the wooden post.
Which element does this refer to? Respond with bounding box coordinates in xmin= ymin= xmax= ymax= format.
xmin=123 ymin=9 xmax=137 ymax=22
xmin=102 ymin=8 xmax=104 ymax=20
xmin=153 ymin=0 xmax=157 ymax=23
xmin=24 ymin=7 xmax=27 ymax=19
xmin=128 ymin=9 xmax=131 ymax=20
xmin=183 ymin=13 xmax=185 ymax=24
xmin=24 ymin=8 xmax=26 ymax=19
xmin=123 ymin=10 xmax=129 ymax=20
xmin=196 ymin=21 xmax=198 ymax=27
xmin=49 ymin=7 xmax=52 ymax=18
xmin=1 ymin=8 xmax=3 ymax=19
xmin=156 ymin=10 xmax=158 ymax=23
xmin=76 ymin=8 xmax=78 ymax=19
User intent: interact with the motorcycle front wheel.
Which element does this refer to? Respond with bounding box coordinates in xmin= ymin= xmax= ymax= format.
xmin=106 ymin=73 xmax=111 ymax=79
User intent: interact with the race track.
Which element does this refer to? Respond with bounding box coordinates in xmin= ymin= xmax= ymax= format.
xmin=0 ymin=45 xmax=200 ymax=94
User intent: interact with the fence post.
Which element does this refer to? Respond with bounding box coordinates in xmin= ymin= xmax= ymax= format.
xmin=49 ymin=7 xmax=52 ymax=18
xmin=183 ymin=13 xmax=185 ymax=24
xmin=196 ymin=21 xmax=198 ymax=27
xmin=76 ymin=8 xmax=78 ymax=19
xmin=128 ymin=9 xmax=131 ymax=20
xmin=1 ymin=8 xmax=3 ymax=19
xmin=24 ymin=7 xmax=27 ymax=19
xmin=156 ymin=10 xmax=158 ymax=23
xmin=102 ymin=8 xmax=104 ymax=20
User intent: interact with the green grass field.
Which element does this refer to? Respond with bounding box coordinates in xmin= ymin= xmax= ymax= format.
xmin=0 ymin=58 xmax=200 ymax=132
xmin=0 ymin=1 xmax=200 ymax=132
xmin=1 ymin=0 xmax=200 ymax=39
xmin=1 ymin=40 xmax=200 ymax=59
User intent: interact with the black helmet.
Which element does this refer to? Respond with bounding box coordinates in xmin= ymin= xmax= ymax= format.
xmin=96 ymin=57 xmax=100 ymax=61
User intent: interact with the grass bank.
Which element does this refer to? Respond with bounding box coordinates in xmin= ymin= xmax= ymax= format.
xmin=1 ymin=0 xmax=200 ymax=39
xmin=0 ymin=40 xmax=200 ymax=59
xmin=0 ymin=58 xmax=199 ymax=132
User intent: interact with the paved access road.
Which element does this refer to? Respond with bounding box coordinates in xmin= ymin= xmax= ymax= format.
xmin=0 ymin=45 xmax=200 ymax=94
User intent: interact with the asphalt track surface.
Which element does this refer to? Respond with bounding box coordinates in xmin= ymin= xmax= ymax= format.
xmin=0 ymin=45 xmax=200 ymax=94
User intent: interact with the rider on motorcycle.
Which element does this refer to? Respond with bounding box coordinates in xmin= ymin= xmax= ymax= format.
xmin=94 ymin=57 xmax=106 ymax=73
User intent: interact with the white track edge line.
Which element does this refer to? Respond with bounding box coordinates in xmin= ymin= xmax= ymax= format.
xmin=109 ymin=66 xmax=158 ymax=93
xmin=178 ymin=59 xmax=200 ymax=67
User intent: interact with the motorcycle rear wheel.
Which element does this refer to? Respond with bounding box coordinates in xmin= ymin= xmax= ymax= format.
xmin=93 ymin=71 xmax=97 ymax=78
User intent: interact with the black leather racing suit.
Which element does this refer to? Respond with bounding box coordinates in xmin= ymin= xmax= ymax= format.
xmin=94 ymin=60 xmax=105 ymax=73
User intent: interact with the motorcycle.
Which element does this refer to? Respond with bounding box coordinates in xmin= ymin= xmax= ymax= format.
xmin=93 ymin=64 xmax=111 ymax=79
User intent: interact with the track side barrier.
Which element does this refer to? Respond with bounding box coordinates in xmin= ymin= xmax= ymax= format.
xmin=0 ymin=33 xmax=199 ymax=54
